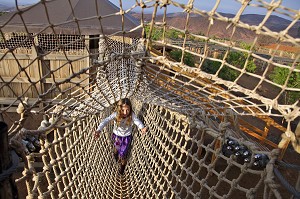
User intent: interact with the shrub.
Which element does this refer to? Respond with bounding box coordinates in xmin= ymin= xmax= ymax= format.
xmin=169 ymin=50 xmax=195 ymax=67
xmin=269 ymin=65 xmax=300 ymax=104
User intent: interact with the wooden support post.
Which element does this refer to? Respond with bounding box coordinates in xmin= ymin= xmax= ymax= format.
xmin=0 ymin=121 xmax=18 ymax=198
xmin=213 ymin=51 xmax=219 ymax=58
xmin=0 ymin=105 xmax=3 ymax=122
xmin=295 ymin=172 xmax=300 ymax=198
xmin=211 ymin=139 xmax=221 ymax=163
xmin=261 ymin=122 xmax=271 ymax=144
xmin=197 ymin=130 xmax=205 ymax=159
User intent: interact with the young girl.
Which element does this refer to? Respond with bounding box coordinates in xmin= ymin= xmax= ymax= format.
xmin=94 ymin=98 xmax=147 ymax=175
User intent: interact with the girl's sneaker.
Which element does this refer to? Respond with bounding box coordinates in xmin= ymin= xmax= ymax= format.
xmin=114 ymin=152 xmax=119 ymax=163
xmin=119 ymin=164 xmax=126 ymax=175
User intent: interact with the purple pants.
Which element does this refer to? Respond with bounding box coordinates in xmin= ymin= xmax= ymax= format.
xmin=112 ymin=134 xmax=132 ymax=158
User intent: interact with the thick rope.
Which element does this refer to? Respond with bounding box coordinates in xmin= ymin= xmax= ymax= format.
xmin=273 ymin=168 xmax=300 ymax=198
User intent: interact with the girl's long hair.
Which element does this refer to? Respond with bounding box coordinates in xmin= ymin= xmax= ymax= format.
xmin=116 ymin=98 xmax=132 ymax=126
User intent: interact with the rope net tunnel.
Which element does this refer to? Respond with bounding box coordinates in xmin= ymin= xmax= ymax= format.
xmin=0 ymin=0 xmax=299 ymax=198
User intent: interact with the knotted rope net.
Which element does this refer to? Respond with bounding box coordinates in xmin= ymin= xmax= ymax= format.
xmin=0 ymin=0 xmax=300 ymax=198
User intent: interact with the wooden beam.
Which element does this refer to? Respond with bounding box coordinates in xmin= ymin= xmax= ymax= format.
xmin=0 ymin=107 xmax=41 ymax=113
xmin=0 ymin=53 xmax=86 ymax=60
xmin=0 ymin=97 xmax=76 ymax=106
xmin=0 ymin=77 xmax=86 ymax=84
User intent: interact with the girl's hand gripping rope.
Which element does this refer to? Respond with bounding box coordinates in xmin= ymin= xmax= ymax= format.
xmin=94 ymin=130 xmax=101 ymax=139
xmin=141 ymin=127 xmax=148 ymax=135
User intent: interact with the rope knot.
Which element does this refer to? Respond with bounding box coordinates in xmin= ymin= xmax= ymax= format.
xmin=16 ymin=97 xmax=29 ymax=114
xmin=219 ymin=122 xmax=231 ymax=132
xmin=160 ymin=0 xmax=170 ymax=7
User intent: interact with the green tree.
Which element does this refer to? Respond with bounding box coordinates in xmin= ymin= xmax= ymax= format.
xmin=165 ymin=29 xmax=183 ymax=39
xmin=201 ymin=60 xmax=239 ymax=81
xmin=240 ymin=42 xmax=253 ymax=51
xmin=226 ymin=51 xmax=243 ymax=67
xmin=144 ymin=26 xmax=163 ymax=41
xmin=269 ymin=65 xmax=300 ymax=104
xmin=201 ymin=59 xmax=221 ymax=74
xmin=219 ymin=66 xmax=239 ymax=81
xmin=144 ymin=26 xmax=184 ymax=41
xmin=226 ymin=50 xmax=257 ymax=73
xmin=225 ymin=42 xmax=257 ymax=73
xmin=246 ymin=60 xmax=257 ymax=73
xmin=169 ymin=49 xmax=195 ymax=67
xmin=240 ymin=42 xmax=258 ymax=73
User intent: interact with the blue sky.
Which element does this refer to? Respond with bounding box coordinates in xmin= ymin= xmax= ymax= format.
xmin=2 ymin=0 xmax=299 ymax=20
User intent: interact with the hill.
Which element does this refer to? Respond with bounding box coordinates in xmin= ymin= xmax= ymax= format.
xmin=131 ymin=12 xmax=300 ymax=44
xmin=0 ymin=3 xmax=10 ymax=12
xmin=1 ymin=2 xmax=299 ymax=44
xmin=0 ymin=3 xmax=32 ymax=12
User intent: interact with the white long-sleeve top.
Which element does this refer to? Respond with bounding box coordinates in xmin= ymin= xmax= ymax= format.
xmin=96 ymin=112 xmax=145 ymax=137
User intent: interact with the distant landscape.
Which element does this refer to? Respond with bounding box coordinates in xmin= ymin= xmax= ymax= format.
xmin=1 ymin=2 xmax=299 ymax=49
xmin=131 ymin=12 xmax=300 ymax=47
xmin=0 ymin=3 xmax=30 ymax=12
xmin=0 ymin=3 xmax=10 ymax=12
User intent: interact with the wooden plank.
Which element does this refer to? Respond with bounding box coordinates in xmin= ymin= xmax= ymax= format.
xmin=0 ymin=53 xmax=31 ymax=60
xmin=239 ymin=126 xmax=278 ymax=148
xmin=0 ymin=53 xmax=85 ymax=60
xmin=0 ymin=107 xmax=41 ymax=113
xmin=0 ymin=97 xmax=76 ymax=106
xmin=0 ymin=77 xmax=85 ymax=84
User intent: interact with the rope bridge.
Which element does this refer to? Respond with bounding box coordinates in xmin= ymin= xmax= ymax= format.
xmin=0 ymin=0 xmax=300 ymax=198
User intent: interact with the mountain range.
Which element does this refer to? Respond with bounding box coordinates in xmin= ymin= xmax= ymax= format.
xmin=131 ymin=12 xmax=300 ymax=44
xmin=1 ymin=3 xmax=299 ymax=44
xmin=0 ymin=3 xmax=11 ymax=11
xmin=0 ymin=3 xmax=30 ymax=12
